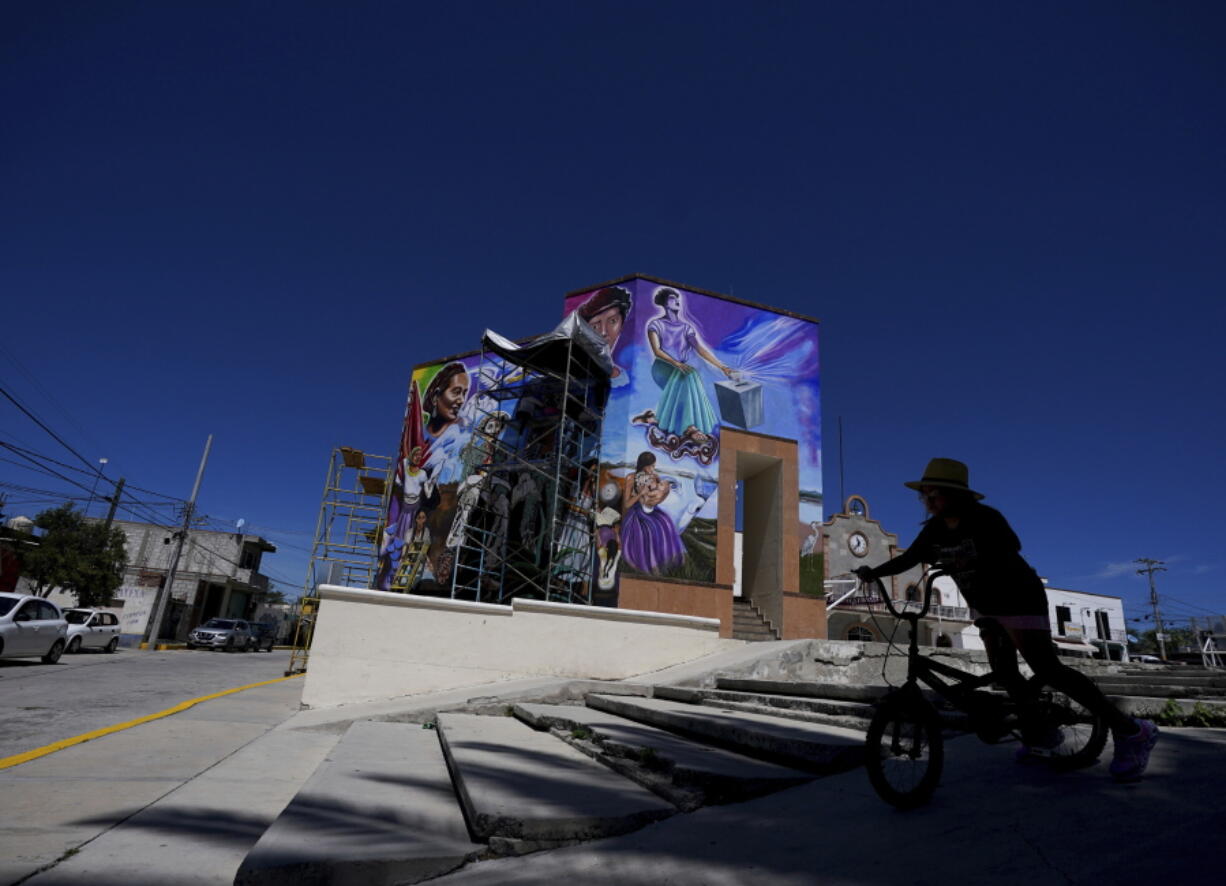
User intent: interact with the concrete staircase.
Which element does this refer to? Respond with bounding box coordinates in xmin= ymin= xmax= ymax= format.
xmin=234 ymin=663 xmax=1226 ymax=883
xmin=235 ymin=679 xmax=874 ymax=884
xmin=731 ymin=598 xmax=777 ymax=641
xmin=1075 ymin=663 xmax=1226 ymax=718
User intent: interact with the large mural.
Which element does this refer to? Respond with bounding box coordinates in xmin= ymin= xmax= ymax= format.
xmin=376 ymin=277 xmax=822 ymax=605
xmin=563 ymin=278 xmax=823 ymax=594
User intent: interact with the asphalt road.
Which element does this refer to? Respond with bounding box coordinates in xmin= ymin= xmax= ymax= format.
xmin=0 ymin=647 xmax=295 ymax=760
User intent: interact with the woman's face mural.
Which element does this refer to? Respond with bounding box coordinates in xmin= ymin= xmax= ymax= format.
xmin=588 ymin=305 xmax=624 ymax=350
xmin=435 ymin=370 xmax=469 ymax=424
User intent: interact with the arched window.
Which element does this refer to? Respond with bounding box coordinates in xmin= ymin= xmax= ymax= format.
xmin=847 ymin=625 xmax=874 ymax=642
xmin=905 ymin=584 xmax=919 ymax=602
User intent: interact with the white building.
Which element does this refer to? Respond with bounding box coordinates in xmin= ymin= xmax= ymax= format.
xmin=1043 ymin=584 xmax=1128 ymax=661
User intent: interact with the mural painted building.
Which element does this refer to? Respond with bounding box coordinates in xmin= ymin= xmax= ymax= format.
xmin=375 ymin=274 xmax=825 ymax=639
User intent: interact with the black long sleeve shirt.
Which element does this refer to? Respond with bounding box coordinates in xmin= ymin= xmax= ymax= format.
xmin=868 ymin=503 xmax=1047 ymax=616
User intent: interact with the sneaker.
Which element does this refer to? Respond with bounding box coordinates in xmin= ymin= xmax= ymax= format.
xmin=1015 ymin=726 xmax=1064 ymax=763
xmin=1109 ymin=719 xmax=1159 ymax=781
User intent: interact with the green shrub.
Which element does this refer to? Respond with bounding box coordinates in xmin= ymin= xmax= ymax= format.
xmin=1150 ymin=698 xmax=1226 ymax=727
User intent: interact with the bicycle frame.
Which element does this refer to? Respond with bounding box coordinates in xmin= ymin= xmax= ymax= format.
xmin=871 ymin=572 xmax=1013 ymax=724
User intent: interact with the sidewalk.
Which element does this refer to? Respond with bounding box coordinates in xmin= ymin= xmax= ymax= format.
xmin=0 ymin=678 xmax=330 ymax=886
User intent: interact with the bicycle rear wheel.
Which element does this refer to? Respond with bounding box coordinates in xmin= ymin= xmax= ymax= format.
xmin=865 ymin=700 xmax=944 ymax=809
xmin=1034 ymin=693 xmax=1107 ymax=771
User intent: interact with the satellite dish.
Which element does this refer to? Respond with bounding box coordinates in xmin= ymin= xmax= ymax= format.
xmin=236 ymin=518 xmax=246 ymax=530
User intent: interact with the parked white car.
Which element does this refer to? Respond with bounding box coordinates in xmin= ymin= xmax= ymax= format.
xmin=0 ymin=592 xmax=68 ymax=664
xmin=62 ymin=609 xmax=121 ymax=654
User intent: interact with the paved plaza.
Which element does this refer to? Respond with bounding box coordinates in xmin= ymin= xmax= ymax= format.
xmin=1 ymin=668 xmax=1222 ymax=886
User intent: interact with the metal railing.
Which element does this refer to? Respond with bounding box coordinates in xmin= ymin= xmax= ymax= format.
xmin=1202 ymin=636 xmax=1223 ymax=669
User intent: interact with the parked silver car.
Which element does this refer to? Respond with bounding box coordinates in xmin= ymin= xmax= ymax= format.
xmin=0 ymin=592 xmax=68 ymax=664
xmin=62 ymin=608 xmax=121 ymax=654
xmin=187 ymin=618 xmax=252 ymax=651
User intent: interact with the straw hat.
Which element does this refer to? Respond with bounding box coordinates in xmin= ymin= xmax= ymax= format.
xmin=903 ymin=458 xmax=984 ymax=500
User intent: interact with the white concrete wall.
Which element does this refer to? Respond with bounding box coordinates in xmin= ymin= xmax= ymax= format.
xmin=302 ymin=585 xmax=742 ymax=709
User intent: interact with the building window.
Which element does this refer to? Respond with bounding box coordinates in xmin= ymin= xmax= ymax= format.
xmin=1056 ymin=605 xmax=1071 ymax=636
xmin=240 ymin=548 xmax=259 ymax=570
xmin=847 ymin=625 xmax=874 ymax=642
xmin=1095 ymin=610 xmax=1111 ymax=641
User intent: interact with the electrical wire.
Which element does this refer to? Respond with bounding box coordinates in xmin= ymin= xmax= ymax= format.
xmin=0 ymin=382 xmax=301 ymax=595
xmin=0 ymin=383 xmax=100 ymax=475
xmin=0 ymin=342 xmax=106 ymax=458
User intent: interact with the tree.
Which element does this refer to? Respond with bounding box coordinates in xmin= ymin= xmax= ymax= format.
xmin=22 ymin=504 xmax=128 ymax=607
xmin=1131 ymin=625 xmax=1197 ymax=656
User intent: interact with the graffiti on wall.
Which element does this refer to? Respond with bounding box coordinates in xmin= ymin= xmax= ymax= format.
xmin=564 ymin=278 xmax=822 ymax=593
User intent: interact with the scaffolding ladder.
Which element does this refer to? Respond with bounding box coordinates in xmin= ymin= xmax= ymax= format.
xmin=284 ymin=595 xmax=318 ymax=677
xmin=389 ymin=541 xmax=430 ymax=592
xmin=304 ymin=446 xmax=393 ymax=593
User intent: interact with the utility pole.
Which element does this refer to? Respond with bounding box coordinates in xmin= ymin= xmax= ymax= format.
xmin=1135 ymin=558 xmax=1168 ymax=661
xmin=142 ymin=436 xmax=212 ymax=649
xmin=86 ymin=457 xmax=109 ymax=517
xmin=102 ymin=477 xmax=126 ymax=530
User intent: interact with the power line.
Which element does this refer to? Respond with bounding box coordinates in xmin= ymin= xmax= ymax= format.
xmin=0 ymin=341 xmax=106 ymax=457
xmin=0 ymin=382 xmax=99 ymax=475
xmin=1160 ymin=593 xmax=1220 ymax=615
xmin=0 ymin=426 xmax=288 ymax=590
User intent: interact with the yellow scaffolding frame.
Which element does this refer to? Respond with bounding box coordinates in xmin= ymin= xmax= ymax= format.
xmin=290 ymin=446 xmax=392 ymax=675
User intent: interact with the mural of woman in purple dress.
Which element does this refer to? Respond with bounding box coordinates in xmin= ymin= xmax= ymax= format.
xmin=620 ymin=451 xmax=684 ymax=574
xmin=647 ymin=287 xmax=733 ymax=441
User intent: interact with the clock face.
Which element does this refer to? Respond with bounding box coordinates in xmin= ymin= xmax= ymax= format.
xmin=848 ymin=532 xmax=869 ymax=558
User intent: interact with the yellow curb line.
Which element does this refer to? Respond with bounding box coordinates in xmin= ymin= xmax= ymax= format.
xmin=0 ymin=673 xmax=304 ymax=771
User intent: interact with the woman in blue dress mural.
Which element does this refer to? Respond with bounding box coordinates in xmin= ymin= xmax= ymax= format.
xmin=647 ymin=288 xmax=733 ymax=441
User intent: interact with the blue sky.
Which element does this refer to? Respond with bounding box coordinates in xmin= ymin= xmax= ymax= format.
xmin=2 ymin=2 xmax=1223 ymax=632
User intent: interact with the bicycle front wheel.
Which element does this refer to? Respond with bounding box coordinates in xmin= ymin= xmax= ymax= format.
xmin=865 ymin=700 xmax=944 ymax=809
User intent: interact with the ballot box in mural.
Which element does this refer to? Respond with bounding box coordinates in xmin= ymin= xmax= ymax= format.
xmin=715 ymin=377 xmax=764 ymax=429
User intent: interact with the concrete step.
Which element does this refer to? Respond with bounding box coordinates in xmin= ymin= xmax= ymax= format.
xmin=436 ymin=713 xmax=675 ymax=847
xmin=716 ymin=677 xmax=891 ymax=704
xmin=1097 ymin=682 xmax=1226 ymax=699
xmin=654 ymin=686 xmax=876 ymax=731
xmin=235 ymin=721 xmax=481 ymax=886
xmin=731 ymin=601 xmax=777 ymax=642
xmin=1103 ymin=681 xmax=1226 ymax=691
xmin=584 ymin=694 xmax=865 ymax=774
xmin=512 ymin=703 xmax=813 ymax=808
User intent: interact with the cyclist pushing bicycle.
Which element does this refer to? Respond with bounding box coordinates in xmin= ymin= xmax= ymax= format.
xmin=854 ymin=458 xmax=1159 ymax=784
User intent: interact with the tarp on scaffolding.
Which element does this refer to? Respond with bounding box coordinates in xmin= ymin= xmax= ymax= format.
xmin=482 ymin=312 xmax=614 ymax=378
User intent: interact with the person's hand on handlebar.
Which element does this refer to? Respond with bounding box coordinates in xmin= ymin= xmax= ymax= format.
xmin=854 ymin=565 xmax=876 ymax=584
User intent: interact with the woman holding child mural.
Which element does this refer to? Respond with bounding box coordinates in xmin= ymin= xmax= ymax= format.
xmin=647 ymin=288 xmax=734 ymax=442
xmin=620 ymin=451 xmax=684 ymax=574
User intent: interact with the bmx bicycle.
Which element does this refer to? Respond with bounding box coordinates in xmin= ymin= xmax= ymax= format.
xmin=861 ymin=571 xmax=1107 ymax=809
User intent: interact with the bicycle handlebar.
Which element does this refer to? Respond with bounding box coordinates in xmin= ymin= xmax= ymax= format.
xmin=862 ymin=569 xmax=947 ymax=622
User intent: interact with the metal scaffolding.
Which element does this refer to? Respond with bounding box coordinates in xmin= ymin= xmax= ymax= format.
xmin=447 ymin=322 xmax=609 ymax=605
xmin=304 ymin=446 xmax=392 ymax=594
